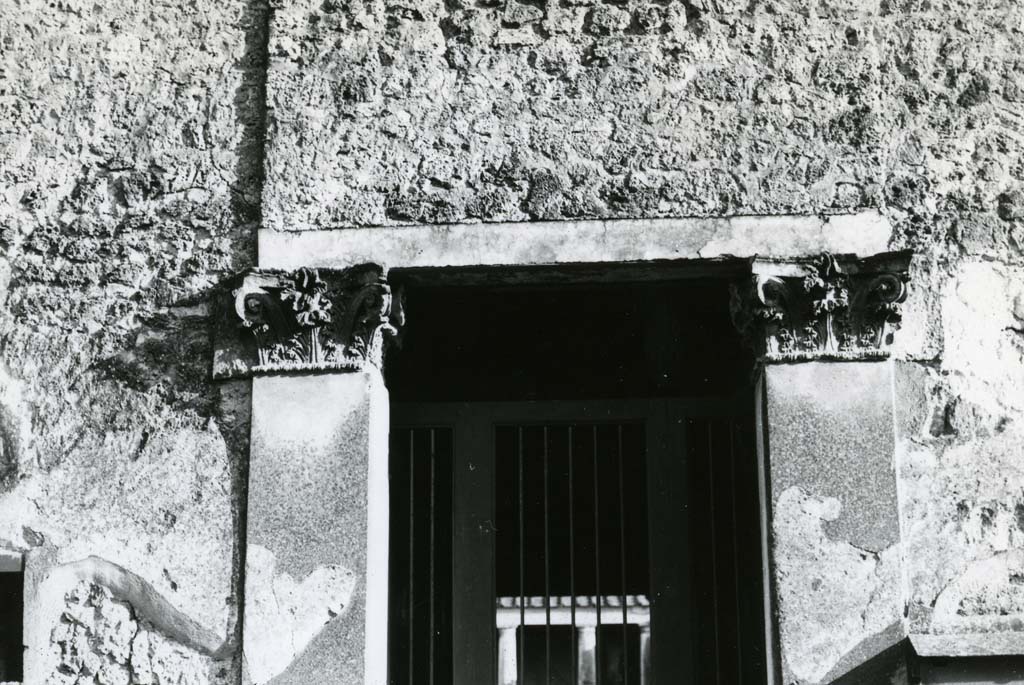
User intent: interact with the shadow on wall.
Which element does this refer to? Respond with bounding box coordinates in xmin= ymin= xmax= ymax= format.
xmin=231 ymin=0 xmax=271 ymax=233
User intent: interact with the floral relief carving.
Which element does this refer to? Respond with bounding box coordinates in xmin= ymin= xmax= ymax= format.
xmin=214 ymin=264 xmax=402 ymax=379
xmin=730 ymin=252 xmax=911 ymax=362
xmin=803 ymin=253 xmax=849 ymax=354
xmin=281 ymin=268 xmax=333 ymax=328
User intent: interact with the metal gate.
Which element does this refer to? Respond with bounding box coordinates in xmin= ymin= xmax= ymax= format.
xmin=389 ymin=398 xmax=765 ymax=685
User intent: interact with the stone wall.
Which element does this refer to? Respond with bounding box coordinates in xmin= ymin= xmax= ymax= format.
xmin=2 ymin=0 xmax=1023 ymax=683
xmin=263 ymin=0 xmax=1023 ymax=240
xmin=261 ymin=0 xmax=1024 ymax=682
xmin=51 ymin=582 xmax=228 ymax=685
xmin=0 ymin=0 xmax=259 ymax=680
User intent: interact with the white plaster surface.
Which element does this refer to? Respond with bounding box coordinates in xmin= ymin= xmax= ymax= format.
xmin=772 ymin=486 xmax=903 ymax=684
xmin=257 ymin=212 xmax=893 ymax=270
xmin=940 ymin=262 xmax=1024 ymax=416
xmin=244 ymin=371 xmax=388 ymax=685
xmin=241 ymin=544 xmax=356 ymax=685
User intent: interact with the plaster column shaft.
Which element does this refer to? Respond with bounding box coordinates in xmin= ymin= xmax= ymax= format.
xmin=761 ymin=361 xmax=905 ymax=684
xmin=242 ymin=370 xmax=389 ymax=685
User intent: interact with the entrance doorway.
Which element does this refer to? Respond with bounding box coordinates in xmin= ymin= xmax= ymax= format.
xmin=386 ymin=275 xmax=766 ymax=685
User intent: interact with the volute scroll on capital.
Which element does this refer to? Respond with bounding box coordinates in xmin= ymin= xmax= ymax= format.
xmin=730 ymin=251 xmax=912 ymax=363
xmin=212 ymin=264 xmax=404 ymax=380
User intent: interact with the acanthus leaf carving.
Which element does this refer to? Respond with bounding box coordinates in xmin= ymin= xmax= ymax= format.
xmin=731 ymin=252 xmax=911 ymax=363
xmin=214 ymin=264 xmax=402 ymax=379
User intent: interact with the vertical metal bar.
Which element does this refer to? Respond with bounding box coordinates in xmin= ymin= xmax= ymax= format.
xmin=730 ymin=422 xmax=743 ymax=685
xmin=429 ymin=428 xmax=436 ymax=685
xmin=708 ymin=423 xmax=720 ymax=685
xmin=518 ymin=426 xmax=525 ymax=685
xmin=592 ymin=425 xmax=601 ymax=685
xmin=408 ymin=429 xmax=415 ymax=685
xmin=543 ymin=426 xmax=551 ymax=685
xmin=616 ymin=425 xmax=628 ymax=685
xmin=569 ymin=426 xmax=577 ymax=685
xmin=452 ymin=413 xmax=495 ymax=685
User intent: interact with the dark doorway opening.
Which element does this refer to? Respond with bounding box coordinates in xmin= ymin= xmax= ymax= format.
xmin=386 ymin=278 xmax=751 ymax=403
xmin=0 ymin=563 xmax=24 ymax=682
xmin=386 ymin=274 xmax=766 ymax=685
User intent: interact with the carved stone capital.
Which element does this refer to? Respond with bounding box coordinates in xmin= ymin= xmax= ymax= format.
xmin=730 ymin=252 xmax=911 ymax=363
xmin=213 ymin=264 xmax=403 ymax=379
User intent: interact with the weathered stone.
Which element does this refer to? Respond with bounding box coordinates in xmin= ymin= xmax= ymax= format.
xmin=0 ymin=0 xmax=255 ymax=677
xmin=244 ymin=371 xmax=389 ymax=685
xmin=771 ymin=487 xmax=904 ymax=684
xmin=256 ymin=212 xmax=895 ymax=270
xmin=44 ymin=578 xmax=230 ymax=685
xmin=503 ymin=1 xmax=544 ymax=26
xmin=731 ymin=252 xmax=911 ymax=363
xmin=212 ymin=266 xmax=401 ymax=380
xmin=764 ymin=361 xmax=905 ymax=683
xmin=4 ymin=0 xmax=1024 ymax=677
xmin=260 ymin=1 xmax=1024 ymax=234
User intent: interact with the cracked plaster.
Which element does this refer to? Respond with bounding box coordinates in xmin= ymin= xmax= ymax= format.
xmin=240 ymin=545 xmax=356 ymax=685
xmin=773 ymin=487 xmax=903 ymax=684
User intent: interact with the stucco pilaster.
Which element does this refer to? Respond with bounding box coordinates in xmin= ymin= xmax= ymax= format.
xmin=242 ymin=370 xmax=388 ymax=685
xmin=733 ymin=252 xmax=913 ymax=684
xmin=212 ymin=264 xmax=400 ymax=685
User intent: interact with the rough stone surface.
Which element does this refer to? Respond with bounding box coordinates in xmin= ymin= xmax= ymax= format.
xmin=4 ymin=0 xmax=1024 ymax=681
xmin=48 ymin=581 xmax=230 ymax=685
xmin=263 ymin=0 xmax=1024 ymax=242
xmin=893 ymin=261 xmax=1024 ymax=657
xmin=0 ymin=0 xmax=258 ymax=679
xmin=258 ymin=0 xmax=1024 ymax=670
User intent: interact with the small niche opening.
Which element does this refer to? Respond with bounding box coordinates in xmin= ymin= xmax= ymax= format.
xmin=0 ymin=555 xmax=23 ymax=684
